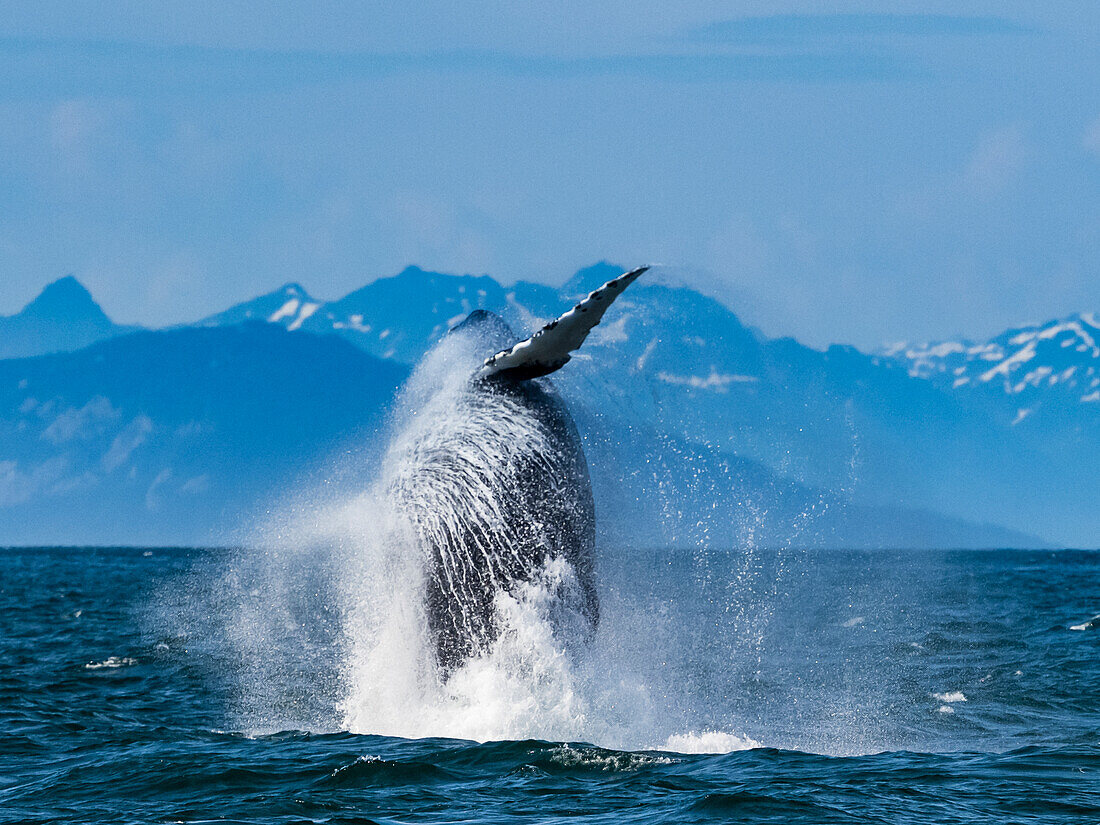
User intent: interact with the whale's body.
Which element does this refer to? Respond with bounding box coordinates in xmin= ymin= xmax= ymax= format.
xmin=390 ymin=267 xmax=647 ymax=675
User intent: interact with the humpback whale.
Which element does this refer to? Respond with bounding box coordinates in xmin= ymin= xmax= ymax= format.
xmin=388 ymin=266 xmax=648 ymax=675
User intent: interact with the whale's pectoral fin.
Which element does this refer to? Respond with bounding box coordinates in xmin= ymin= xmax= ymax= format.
xmin=479 ymin=266 xmax=649 ymax=381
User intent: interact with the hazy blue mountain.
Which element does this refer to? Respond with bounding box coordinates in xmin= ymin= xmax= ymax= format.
xmin=0 ymin=276 xmax=139 ymax=359
xmin=574 ymin=406 xmax=1042 ymax=551
xmin=236 ymin=262 xmax=1075 ymax=545
xmin=204 ymin=262 xmax=1085 ymax=546
xmin=317 ymin=266 xmax=514 ymax=363
xmin=539 ymin=288 xmax=1094 ymax=548
xmin=197 ymin=265 xmax=565 ymax=364
xmin=0 ymin=318 xmax=1038 ymax=548
xmin=566 ymin=288 xmax=1100 ymax=547
xmin=0 ymin=324 xmax=407 ymax=545
xmin=1 ymin=265 xmax=1095 ymax=547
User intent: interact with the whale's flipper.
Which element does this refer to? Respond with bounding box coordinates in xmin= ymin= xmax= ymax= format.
xmin=479 ymin=266 xmax=649 ymax=381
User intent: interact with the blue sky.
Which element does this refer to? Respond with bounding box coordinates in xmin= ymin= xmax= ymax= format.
xmin=1 ymin=2 xmax=1098 ymax=348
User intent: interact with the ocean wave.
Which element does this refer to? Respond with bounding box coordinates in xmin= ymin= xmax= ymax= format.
xmin=84 ymin=656 xmax=137 ymax=670
xmin=546 ymin=744 xmax=678 ymax=772
xmin=932 ymin=691 xmax=967 ymax=703
xmin=1069 ymin=614 xmax=1099 ymax=631
xmin=662 ymin=730 xmax=761 ymax=754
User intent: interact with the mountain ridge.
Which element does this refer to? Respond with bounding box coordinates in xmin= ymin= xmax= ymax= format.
xmin=0 ymin=276 xmax=140 ymax=360
xmin=3 ymin=266 xmax=1098 ymax=547
xmin=0 ymin=322 xmax=407 ymax=545
xmin=0 ymin=320 xmax=1044 ymax=549
xmin=878 ymin=312 xmax=1100 ymax=414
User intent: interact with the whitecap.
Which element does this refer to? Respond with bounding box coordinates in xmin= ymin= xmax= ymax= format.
xmin=661 ymin=730 xmax=760 ymax=754
xmin=932 ymin=691 xmax=966 ymax=703
xmin=1069 ymin=614 xmax=1100 ymax=631
xmin=331 ymin=755 xmax=382 ymax=778
xmin=549 ymin=745 xmax=677 ymax=771
xmin=84 ymin=656 xmax=137 ymax=670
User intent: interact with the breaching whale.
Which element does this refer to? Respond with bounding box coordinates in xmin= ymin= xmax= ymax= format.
xmin=390 ymin=266 xmax=648 ymax=675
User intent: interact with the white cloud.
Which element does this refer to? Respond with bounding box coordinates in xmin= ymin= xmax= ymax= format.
xmin=48 ymin=99 xmax=132 ymax=180
xmin=145 ymin=468 xmax=172 ymax=511
xmin=180 ymin=474 xmax=210 ymax=494
xmin=40 ymin=396 xmax=121 ymax=444
xmin=49 ymin=100 xmax=102 ymax=174
xmin=102 ymin=415 xmax=154 ymax=472
xmin=139 ymin=252 xmax=211 ymax=321
xmin=705 ymin=213 xmax=770 ymax=280
xmin=0 ymin=456 xmax=72 ymax=506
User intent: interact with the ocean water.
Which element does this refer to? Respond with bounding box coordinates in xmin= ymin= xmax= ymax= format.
xmin=2 ymin=545 xmax=1097 ymax=824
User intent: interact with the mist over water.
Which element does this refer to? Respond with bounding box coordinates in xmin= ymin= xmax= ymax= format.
xmin=185 ymin=322 xmax=767 ymax=752
xmin=152 ymin=322 xmax=1099 ymax=767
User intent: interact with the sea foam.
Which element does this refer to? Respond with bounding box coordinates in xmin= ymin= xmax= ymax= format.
xmin=213 ymin=321 xmax=761 ymax=752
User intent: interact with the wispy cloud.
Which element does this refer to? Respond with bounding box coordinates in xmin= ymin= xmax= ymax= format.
xmin=0 ymin=36 xmax=913 ymax=101
xmin=687 ymin=14 xmax=1033 ymax=44
xmin=2 ymin=15 xmax=1019 ymax=100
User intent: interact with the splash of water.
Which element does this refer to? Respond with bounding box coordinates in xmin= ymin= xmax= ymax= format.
xmin=198 ymin=321 xmax=761 ymax=752
xmin=327 ymin=323 xmax=589 ymax=739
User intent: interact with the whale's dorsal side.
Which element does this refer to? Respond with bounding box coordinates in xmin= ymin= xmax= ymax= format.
xmin=478 ymin=266 xmax=648 ymax=381
xmin=418 ymin=266 xmax=647 ymax=674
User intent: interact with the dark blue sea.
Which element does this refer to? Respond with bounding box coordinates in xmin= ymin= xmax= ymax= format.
xmin=2 ymin=546 xmax=1097 ymax=824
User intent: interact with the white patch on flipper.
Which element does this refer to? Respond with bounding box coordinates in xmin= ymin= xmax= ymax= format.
xmin=480 ymin=266 xmax=649 ymax=378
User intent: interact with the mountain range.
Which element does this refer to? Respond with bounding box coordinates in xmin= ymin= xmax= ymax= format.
xmin=1 ymin=264 xmax=1096 ymax=548
xmin=880 ymin=314 xmax=1100 ymax=416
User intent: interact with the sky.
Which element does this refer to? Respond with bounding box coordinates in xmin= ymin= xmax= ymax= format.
xmin=0 ymin=2 xmax=1098 ymax=349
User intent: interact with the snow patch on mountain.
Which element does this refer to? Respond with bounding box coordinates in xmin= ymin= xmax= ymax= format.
xmin=880 ymin=312 xmax=1100 ymax=416
xmin=656 ymin=370 xmax=759 ymax=391
xmin=268 ymin=298 xmax=300 ymax=323
xmin=287 ymin=302 xmax=320 ymax=331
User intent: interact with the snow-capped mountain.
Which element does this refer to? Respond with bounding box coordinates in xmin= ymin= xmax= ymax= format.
xmin=202 ymin=266 xmax=563 ymax=365
xmin=880 ymin=314 xmax=1100 ymax=422
xmin=183 ymin=264 xmax=1100 ymax=546
xmin=0 ymin=319 xmax=1037 ymax=549
xmin=3 ymin=265 xmax=1098 ymax=547
xmin=201 ymin=282 xmax=323 ymax=332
